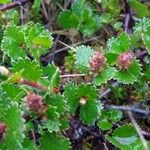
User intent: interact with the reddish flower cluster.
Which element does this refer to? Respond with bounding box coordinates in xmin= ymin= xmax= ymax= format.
xmin=0 ymin=123 xmax=6 ymax=142
xmin=0 ymin=123 xmax=6 ymax=134
xmin=117 ymin=52 xmax=133 ymax=70
xmin=89 ymin=51 xmax=106 ymax=72
xmin=26 ymin=93 xmax=44 ymax=112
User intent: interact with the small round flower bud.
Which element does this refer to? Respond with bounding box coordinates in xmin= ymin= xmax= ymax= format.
xmin=0 ymin=123 xmax=6 ymax=134
xmin=79 ymin=97 xmax=87 ymax=105
xmin=117 ymin=52 xmax=133 ymax=70
xmin=0 ymin=66 xmax=9 ymax=76
xmin=89 ymin=51 xmax=106 ymax=72
xmin=26 ymin=93 xmax=43 ymax=112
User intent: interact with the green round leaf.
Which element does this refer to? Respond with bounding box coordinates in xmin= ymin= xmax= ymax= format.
xmin=12 ymin=58 xmax=42 ymax=81
xmin=45 ymin=94 xmax=66 ymax=115
xmin=75 ymin=45 xmax=94 ymax=73
xmin=114 ymin=59 xmax=142 ymax=84
xmin=40 ymin=133 xmax=71 ymax=150
xmin=106 ymin=124 xmax=143 ymax=150
xmin=1 ymin=24 xmax=26 ymax=60
xmin=143 ymin=27 xmax=150 ymax=54
xmin=93 ymin=67 xmax=117 ymax=85
xmin=98 ymin=119 xmax=112 ymax=130
xmin=0 ymin=104 xmax=25 ymax=149
xmin=107 ymin=32 xmax=130 ymax=54
xmin=104 ymin=52 xmax=118 ymax=66
xmin=76 ymin=84 xmax=99 ymax=101
xmin=1 ymin=83 xmax=25 ymax=101
xmin=98 ymin=109 xmax=122 ymax=130
xmin=80 ymin=100 xmax=100 ymax=125
xmin=43 ymin=63 xmax=60 ymax=92
xmin=58 ymin=10 xmax=80 ymax=29
xmin=64 ymin=83 xmax=79 ymax=114
xmin=24 ymin=22 xmax=53 ymax=60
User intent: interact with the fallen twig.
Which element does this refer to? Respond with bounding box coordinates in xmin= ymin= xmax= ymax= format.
xmin=0 ymin=0 xmax=29 ymax=12
xmin=60 ymin=74 xmax=86 ymax=78
xmin=124 ymin=0 xmax=131 ymax=34
xmin=105 ymin=104 xmax=150 ymax=116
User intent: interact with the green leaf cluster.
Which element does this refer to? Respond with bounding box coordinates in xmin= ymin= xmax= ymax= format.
xmin=1 ymin=22 xmax=53 ymax=61
xmin=1 ymin=1 xmax=150 ymax=149
xmin=64 ymin=83 xmax=102 ymax=125
xmin=58 ymin=0 xmax=101 ymax=36
xmin=74 ymin=32 xmax=142 ymax=84
xmin=98 ymin=109 xmax=122 ymax=130
xmin=0 ymin=104 xmax=25 ymax=149
xmin=134 ymin=18 xmax=150 ymax=54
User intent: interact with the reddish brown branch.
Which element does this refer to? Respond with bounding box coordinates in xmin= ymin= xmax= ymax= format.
xmin=21 ymin=79 xmax=48 ymax=91
xmin=0 ymin=0 xmax=29 ymax=12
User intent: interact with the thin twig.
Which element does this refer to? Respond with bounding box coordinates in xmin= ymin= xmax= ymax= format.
xmin=136 ymin=50 xmax=148 ymax=59
xmin=41 ymin=35 xmax=101 ymax=62
xmin=19 ymin=0 xmax=26 ymax=25
xmin=0 ymin=0 xmax=29 ymax=12
xmin=58 ymin=40 xmax=75 ymax=51
xmin=128 ymin=111 xmax=148 ymax=150
xmin=60 ymin=74 xmax=86 ymax=78
xmin=120 ymin=14 xmax=139 ymax=21
xmin=51 ymin=35 xmax=60 ymax=62
xmin=41 ymin=0 xmax=48 ymax=21
xmin=125 ymin=14 xmax=130 ymax=33
xmin=63 ymin=0 xmax=72 ymax=9
xmin=105 ymin=104 xmax=150 ymax=116
xmin=103 ymin=142 xmax=109 ymax=150
xmin=31 ymin=130 xmax=36 ymax=142
xmin=124 ymin=0 xmax=131 ymax=34
xmin=100 ymin=81 xmax=118 ymax=98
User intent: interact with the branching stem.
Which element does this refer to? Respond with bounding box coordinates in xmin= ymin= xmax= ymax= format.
xmin=20 ymin=79 xmax=48 ymax=91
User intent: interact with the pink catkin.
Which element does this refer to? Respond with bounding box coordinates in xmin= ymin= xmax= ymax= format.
xmin=117 ymin=52 xmax=133 ymax=70
xmin=0 ymin=123 xmax=6 ymax=134
xmin=89 ymin=51 xmax=106 ymax=72
xmin=26 ymin=93 xmax=43 ymax=112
